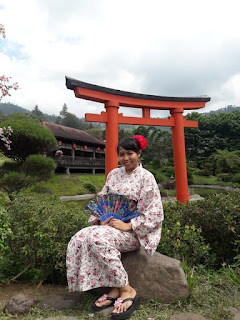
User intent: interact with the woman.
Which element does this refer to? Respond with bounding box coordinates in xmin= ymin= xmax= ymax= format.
xmin=66 ymin=136 xmax=164 ymax=320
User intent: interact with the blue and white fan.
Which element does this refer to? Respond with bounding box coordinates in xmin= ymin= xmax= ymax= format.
xmin=84 ymin=194 xmax=140 ymax=222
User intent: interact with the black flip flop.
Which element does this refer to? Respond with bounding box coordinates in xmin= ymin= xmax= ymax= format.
xmin=91 ymin=296 xmax=116 ymax=312
xmin=111 ymin=295 xmax=140 ymax=320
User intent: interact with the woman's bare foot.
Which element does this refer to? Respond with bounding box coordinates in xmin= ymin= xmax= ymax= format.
xmin=112 ymin=285 xmax=136 ymax=314
xmin=95 ymin=287 xmax=120 ymax=308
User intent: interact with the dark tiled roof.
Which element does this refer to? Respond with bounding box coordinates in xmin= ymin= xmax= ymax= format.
xmin=41 ymin=121 xmax=105 ymax=146
xmin=66 ymin=76 xmax=211 ymax=103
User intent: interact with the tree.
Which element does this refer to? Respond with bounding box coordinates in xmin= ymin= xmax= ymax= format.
xmin=0 ymin=25 xmax=19 ymax=101
xmin=0 ymin=113 xmax=58 ymax=162
xmin=87 ymin=128 xmax=103 ymax=141
xmin=31 ymin=105 xmax=48 ymax=121
xmin=214 ymin=149 xmax=240 ymax=174
xmin=185 ymin=111 xmax=240 ymax=168
xmin=56 ymin=103 xmax=87 ymax=130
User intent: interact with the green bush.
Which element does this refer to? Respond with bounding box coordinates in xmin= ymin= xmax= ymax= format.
xmin=0 ymin=172 xmax=34 ymax=200
xmin=0 ymin=206 xmax=13 ymax=283
xmin=159 ymin=193 xmax=240 ymax=268
xmin=83 ymin=182 xmax=97 ymax=194
xmin=23 ymin=155 xmax=56 ymax=180
xmin=231 ymin=173 xmax=240 ymax=184
xmin=217 ymin=173 xmax=234 ymax=182
xmin=0 ymin=113 xmax=58 ymax=162
xmin=5 ymin=195 xmax=89 ymax=283
xmin=158 ymin=202 xmax=211 ymax=266
xmin=0 ymin=161 xmax=21 ymax=177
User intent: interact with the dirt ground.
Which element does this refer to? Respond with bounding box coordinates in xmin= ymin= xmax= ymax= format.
xmin=0 ymin=282 xmax=67 ymax=304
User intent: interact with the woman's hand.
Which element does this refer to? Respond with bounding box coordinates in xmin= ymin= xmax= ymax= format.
xmin=109 ymin=219 xmax=132 ymax=231
xmin=100 ymin=216 xmax=113 ymax=226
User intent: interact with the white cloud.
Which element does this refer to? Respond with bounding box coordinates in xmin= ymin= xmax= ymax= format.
xmin=1 ymin=0 xmax=240 ymax=119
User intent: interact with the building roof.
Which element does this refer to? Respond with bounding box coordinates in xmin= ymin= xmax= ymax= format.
xmin=41 ymin=121 xmax=105 ymax=146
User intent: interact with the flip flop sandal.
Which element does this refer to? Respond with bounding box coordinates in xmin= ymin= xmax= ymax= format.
xmin=111 ymin=295 xmax=140 ymax=320
xmin=91 ymin=294 xmax=116 ymax=312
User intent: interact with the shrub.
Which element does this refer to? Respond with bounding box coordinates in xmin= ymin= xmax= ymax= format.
xmin=0 ymin=206 xmax=13 ymax=283
xmin=159 ymin=193 xmax=240 ymax=268
xmin=162 ymin=181 xmax=176 ymax=190
xmin=0 ymin=172 xmax=34 ymax=200
xmin=217 ymin=173 xmax=234 ymax=182
xmin=23 ymin=155 xmax=56 ymax=180
xmin=232 ymin=173 xmax=240 ymax=184
xmin=83 ymin=182 xmax=97 ymax=194
xmin=6 ymin=195 xmax=89 ymax=283
xmin=158 ymin=202 xmax=211 ymax=266
xmin=0 ymin=113 xmax=57 ymax=162
xmin=155 ymin=173 xmax=165 ymax=183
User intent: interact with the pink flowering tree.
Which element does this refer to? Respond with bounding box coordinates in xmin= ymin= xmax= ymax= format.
xmin=0 ymin=24 xmax=19 ymax=101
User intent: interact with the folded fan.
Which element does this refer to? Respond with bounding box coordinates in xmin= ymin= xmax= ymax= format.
xmin=84 ymin=194 xmax=140 ymax=222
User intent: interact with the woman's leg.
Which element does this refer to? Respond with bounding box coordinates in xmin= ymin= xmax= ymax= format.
xmin=66 ymin=225 xmax=140 ymax=293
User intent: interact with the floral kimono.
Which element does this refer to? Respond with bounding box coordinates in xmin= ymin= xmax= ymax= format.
xmin=66 ymin=164 xmax=164 ymax=292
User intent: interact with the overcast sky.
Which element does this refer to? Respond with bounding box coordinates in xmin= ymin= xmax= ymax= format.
xmin=1 ymin=0 xmax=240 ymax=119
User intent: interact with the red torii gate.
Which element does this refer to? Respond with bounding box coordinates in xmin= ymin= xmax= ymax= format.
xmin=66 ymin=77 xmax=210 ymax=204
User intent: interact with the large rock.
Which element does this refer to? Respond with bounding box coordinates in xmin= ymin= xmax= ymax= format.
xmin=121 ymin=248 xmax=190 ymax=303
xmin=4 ymin=294 xmax=37 ymax=315
xmin=38 ymin=292 xmax=82 ymax=310
xmin=170 ymin=313 xmax=207 ymax=320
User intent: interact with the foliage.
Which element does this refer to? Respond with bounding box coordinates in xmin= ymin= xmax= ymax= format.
xmin=0 ymin=113 xmax=58 ymax=161
xmin=160 ymin=193 xmax=240 ymax=267
xmin=83 ymin=182 xmax=97 ymax=194
xmin=185 ymin=111 xmax=240 ymax=167
xmin=158 ymin=203 xmax=211 ymax=266
xmin=151 ymin=158 xmax=161 ymax=169
xmin=232 ymin=172 xmax=240 ymax=184
xmin=5 ymin=195 xmax=89 ymax=283
xmin=56 ymin=103 xmax=88 ymax=130
xmin=23 ymin=155 xmax=56 ymax=180
xmin=0 ymin=172 xmax=34 ymax=200
xmin=162 ymin=181 xmax=176 ymax=190
xmin=30 ymin=105 xmax=48 ymax=121
xmin=0 ymin=206 xmax=13 ymax=283
xmin=87 ymin=127 xmax=103 ymax=141
xmin=214 ymin=149 xmax=240 ymax=174
xmin=133 ymin=126 xmax=173 ymax=163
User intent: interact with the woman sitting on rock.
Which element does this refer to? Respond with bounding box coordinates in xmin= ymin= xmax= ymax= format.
xmin=66 ymin=136 xmax=164 ymax=320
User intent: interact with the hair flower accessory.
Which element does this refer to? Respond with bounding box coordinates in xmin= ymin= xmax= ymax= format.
xmin=133 ymin=135 xmax=147 ymax=150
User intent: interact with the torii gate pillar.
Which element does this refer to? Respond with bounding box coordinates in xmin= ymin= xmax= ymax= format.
xmin=171 ymin=108 xmax=189 ymax=203
xmin=105 ymin=101 xmax=119 ymax=175
xmin=66 ymin=77 xmax=211 ymax=204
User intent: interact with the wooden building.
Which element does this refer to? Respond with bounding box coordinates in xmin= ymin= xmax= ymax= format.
xmin=41 ymin=121 xmax=105 ymax=174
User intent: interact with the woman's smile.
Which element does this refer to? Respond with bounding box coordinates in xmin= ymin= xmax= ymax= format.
xmin=118 ymin=146 xmax=141 ymax=174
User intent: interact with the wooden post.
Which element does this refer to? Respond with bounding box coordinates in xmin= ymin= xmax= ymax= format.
xmin=105 ymin=101 xmax=119 ymax=178
xmin=171 ymin=108 xmax=189 ymax=204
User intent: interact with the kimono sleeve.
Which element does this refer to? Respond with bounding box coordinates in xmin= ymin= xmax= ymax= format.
xmin=88 ymin=169 xmax=113 ymax=225
xmin=131 ymin=171 xmax=164 ymax=238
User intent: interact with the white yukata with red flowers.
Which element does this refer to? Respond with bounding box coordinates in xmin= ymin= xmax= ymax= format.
xmin=66 ymin=164 xmax=164 ymax=292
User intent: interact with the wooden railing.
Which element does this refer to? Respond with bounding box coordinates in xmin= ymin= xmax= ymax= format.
xmin=53 ymin=155 xmax=105 ymax=167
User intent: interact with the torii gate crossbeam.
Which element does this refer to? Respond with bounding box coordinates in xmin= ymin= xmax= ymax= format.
xmin=66 ymin=76 xmax=211 ymax=204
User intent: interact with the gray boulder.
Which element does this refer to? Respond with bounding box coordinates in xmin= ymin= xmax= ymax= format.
xmin=170 ymin=313 xmax=207 ymax=320
xmin=121 ymin=248 xmax=190 ymax=303
xmin=4 ymin=293 xmax=37 ymax=315
xmin=38 ymin=292 xmax=81 ymax=310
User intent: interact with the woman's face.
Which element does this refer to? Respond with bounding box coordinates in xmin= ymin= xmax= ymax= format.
xmin=118 ymin=146 xmax=141 ymax=174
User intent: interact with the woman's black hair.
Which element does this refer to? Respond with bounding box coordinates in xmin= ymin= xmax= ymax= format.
xmin=117 ymin=137 xmax=141 ymax=154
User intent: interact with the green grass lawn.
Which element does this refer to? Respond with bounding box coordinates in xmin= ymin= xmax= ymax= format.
xmin=22 ymin=173 xmax=106 ymax=197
